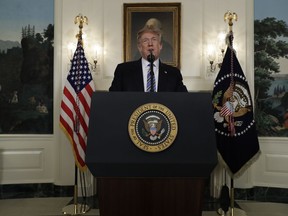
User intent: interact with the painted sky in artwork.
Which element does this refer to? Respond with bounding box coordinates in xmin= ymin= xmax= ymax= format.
xmin=255 ymin=0 xmax=288 ymax=23
xmin=255 ymin=0 xmax=288 ymax=75
xmin=0 ymin=0 xmax=53 ymax=42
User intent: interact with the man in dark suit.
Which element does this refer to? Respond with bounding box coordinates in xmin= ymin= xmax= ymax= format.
xmin=109 ymin=18 xmax=187 ymax=92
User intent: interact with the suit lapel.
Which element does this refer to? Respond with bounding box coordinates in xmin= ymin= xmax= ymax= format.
xmin=133 ymin=59 xmax=145 ymax=91
xmin=158 ymin=62 xmax=167 ymax=92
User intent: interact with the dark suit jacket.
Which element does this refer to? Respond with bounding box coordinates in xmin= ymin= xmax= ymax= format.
xmin=109 ymin=59 xmax=187 ymax=92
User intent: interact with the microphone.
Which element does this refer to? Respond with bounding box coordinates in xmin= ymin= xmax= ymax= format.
xmin=147 ymin=50 xmax=155 ymax=63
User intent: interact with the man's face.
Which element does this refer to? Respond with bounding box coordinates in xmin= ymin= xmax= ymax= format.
xmin=137 ymin=32 xmax=162 ymax=61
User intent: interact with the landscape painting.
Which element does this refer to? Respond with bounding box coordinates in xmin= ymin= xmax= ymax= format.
xmin=0 ymin=0 xmax=54 ymax=134
xmin=254 ymin=0 xmax=288 ymax=136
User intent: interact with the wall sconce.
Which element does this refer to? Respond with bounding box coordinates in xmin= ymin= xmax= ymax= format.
xmin=67 ymin=13 xmax=102 ymax=74
xmin=67 ymin=42 xmax=101 ymax=74
xmin=67 ymin=42 xmax=76 ymax=63
xmin=206 ymin=32 xmax=227 ymax=74
xmin=207 ymin=44 xmax=222 ymax=73
xmin=89 ymin=45 xmax=99 ymax=73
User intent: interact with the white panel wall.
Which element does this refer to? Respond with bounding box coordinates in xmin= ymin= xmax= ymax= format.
xmin=1 ymin=0 xmax=288 ymax=190
xmin=251 ymin=138 xmax=288 ymax=188
xmin=0 ymin=136 xmax=54 ymax=184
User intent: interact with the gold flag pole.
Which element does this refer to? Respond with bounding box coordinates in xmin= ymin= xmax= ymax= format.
xmin=222 ymin=11 xmax=247 ymax=216
xmin=62 ymin=14 xmax=90 ymax=216
xmin=74 ymin=13 xmax=88 ymax=45
xmin=224 ymin=11 xmax=238 ymax=33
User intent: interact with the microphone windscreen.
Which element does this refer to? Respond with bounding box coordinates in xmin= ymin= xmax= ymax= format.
xmin=147 ymin=52 xmax=155 ymax=63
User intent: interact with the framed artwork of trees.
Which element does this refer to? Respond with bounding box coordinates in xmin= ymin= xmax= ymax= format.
xmin=0 ymin=0 xmax=54 ymax=134
xmin=254 ymin=0 xmax=288 ymax=136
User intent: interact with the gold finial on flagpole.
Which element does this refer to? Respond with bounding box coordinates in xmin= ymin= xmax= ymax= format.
xmin=74 ymin=13 xmax=88 ymax=44
xmin=224 ymin=11 xmax=238 ymax=32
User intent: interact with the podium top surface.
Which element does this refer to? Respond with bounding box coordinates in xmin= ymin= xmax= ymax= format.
xmin=86 ymin=91 xmax=217 ymax=177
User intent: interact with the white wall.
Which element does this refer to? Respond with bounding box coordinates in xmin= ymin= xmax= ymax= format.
xmin=61 ymin=0 xmax=250 ymax=92
xmin=1 ymin=0 xmax=288 ymax=191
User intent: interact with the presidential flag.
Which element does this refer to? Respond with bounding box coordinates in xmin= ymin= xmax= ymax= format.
xmin=212 ymin=32 xmax=260 ymax=177
xmin=60 ymin=41 xmax=96 ymax=170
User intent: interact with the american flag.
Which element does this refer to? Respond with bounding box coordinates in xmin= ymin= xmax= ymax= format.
xmin=60 ymin=41 xmax=96 ymax=170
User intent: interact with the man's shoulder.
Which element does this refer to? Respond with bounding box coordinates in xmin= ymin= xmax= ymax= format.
xmin=118 ymin=59 xmax=141 ymax=67
xmin=115 ymin=59 xmax=141 ymax=74
xmin=160 ymin=62 xmax=180 ymax=72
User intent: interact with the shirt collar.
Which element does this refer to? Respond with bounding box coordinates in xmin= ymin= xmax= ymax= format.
xmin=142 ymin=58 xmax=159 ymax=69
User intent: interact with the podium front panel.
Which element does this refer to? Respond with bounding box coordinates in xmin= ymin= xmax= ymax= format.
xmin=86 ymin=92 xmax=217 ymax=177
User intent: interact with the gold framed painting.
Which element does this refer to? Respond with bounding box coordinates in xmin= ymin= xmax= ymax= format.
xmin=123 ymin=3 xmax=181 ymax=68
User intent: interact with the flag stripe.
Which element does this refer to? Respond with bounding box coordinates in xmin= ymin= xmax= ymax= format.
xmin=60 ymin=115 xmax=85 ymax=167
xmin=61 ymin=84 xmax=89 ymax=151
xmin=60 ymin=116 xmax=85 ymax=167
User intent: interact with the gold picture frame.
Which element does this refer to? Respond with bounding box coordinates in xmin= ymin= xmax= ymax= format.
xmin=124 ymin=3 xmax=181 ymax=68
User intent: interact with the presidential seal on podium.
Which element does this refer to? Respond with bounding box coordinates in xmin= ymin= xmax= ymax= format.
xmin=128 ymin=103 xmax=178 ymax=153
